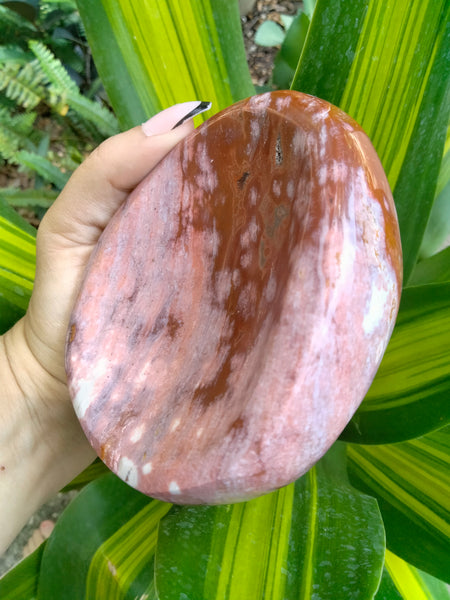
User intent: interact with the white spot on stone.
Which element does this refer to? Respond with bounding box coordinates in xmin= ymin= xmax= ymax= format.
xmin=318 ymin=165 xmax=328 ymax=186
xmin=118 ymin=456 xmax=138 ymax=488
xmin=363 ymin=285 xmax=389 ymax=335
xmin=130 ymin=425 xmax=144 ymax=443
xmin=319 ymin=124 xmax=328 ymax=158
xmin=248 ymin=217 xmax=259 ymax=241
xmin=73 ymin=379 xmax=94 ymax=420
xmin=250 ymin=119 xmax=260 ymax=142
xmin=265 ymin=273 xmax=277 ymax=303
xmin=249 ymin=92 xmax=271 ymax=111
xmin=196 ymin=427 xmax=204 ymax=438
xmin=170 ymin=418 xmax=181 ymax=432
xmin=272 ymin=180 xmax=281 ymax=196
xmin=311 ymin=106 xmax=330 ymax=123
xmin=240 ymin=251 xmax=252 ymax=268
xmin=142 ymin=462 xmax=153 ymax=475
xmin=169 ymin=481 xmax=181 ymax=495
xmin=241 ymin=229 xmax=250 ymax=249
xmin=249 ymin=187 xmax=258 ymax=206
xmin=276 ymin=95 xmax=291 ymax=111
xmin=232 ymin=269 xmax=241 ymax=287
xmin=241 ymin=252 xmax=252 ymax=269
xmin=196 ymin=142 xmax=218 ymax=193
xmin=287 ymin=180 xmax=295 ymax=199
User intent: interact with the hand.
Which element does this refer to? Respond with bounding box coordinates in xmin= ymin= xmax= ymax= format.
xmin=0 ymin=101 xmax=205 ymax=554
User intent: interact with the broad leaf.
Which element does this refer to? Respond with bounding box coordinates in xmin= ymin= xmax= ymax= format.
xmin=37 ymin=472 xmax=170 ymax=599
xmin=0 ymin=197 xmax=35 ymax=333
xmin=419 ymin=125 xmax=450 ymax=259
xmin=155 ymin=444 xmax=385 ymax=600
xmin=0 ymin=542 xmax=44 ymax=600
xmin=375 ymin=550 xmax=450 ymax=600
xmin=342 ymin=283 xmax=450 ymax=444
xmin=347 ymin=426 xmax=450 ymax=583
xmin=273 ymin=11 xmax=310 ymax=89
xmin=76 ymin=0 xmax=255 ymax=129
xmin=408 ymin=247 xmax=450 ymax=286
xmin=292 ymin=0 xmax=450 ymax=282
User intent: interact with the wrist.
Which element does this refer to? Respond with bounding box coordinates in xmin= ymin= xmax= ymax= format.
xmin=0 ymin=319 xmax=95 ymax=554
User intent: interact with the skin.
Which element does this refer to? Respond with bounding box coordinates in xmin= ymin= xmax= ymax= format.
xmin=0 ymin=107 xmax=195 ymax=555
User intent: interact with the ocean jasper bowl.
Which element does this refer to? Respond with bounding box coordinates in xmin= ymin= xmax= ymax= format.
xmin=66 ymin=91 xmax=402 ymax=504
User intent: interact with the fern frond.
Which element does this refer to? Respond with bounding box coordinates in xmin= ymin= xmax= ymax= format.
xmin=47 ymin=148 xmax=82 ymax=173
xmin=0 ymin=109 xmax=37 ymax=160
xmin=65 ymin=109 xmax=102 ymax=144
xmin=0 ymin=60 xmax=47 ymax=109
xmin=15 ymin=150 xmax=70 ymax=189
xmin=0 ymin=108 xmax=37 ymax=135
xmin=28 ymin=41 xmax=118 ymax=136
xmin=29 ymin=40 xmax=77 ymax=94
xmin=0 ymin=126 xmax=21 ymax=161
xmin=0 ymin=187 xmax=58 ymax=208
xmin=66 ymin=91 xmax=119 ymax=138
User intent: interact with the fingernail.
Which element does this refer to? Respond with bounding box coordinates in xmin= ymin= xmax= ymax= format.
xmin=142 ymin=101 xmax=212 ymax=136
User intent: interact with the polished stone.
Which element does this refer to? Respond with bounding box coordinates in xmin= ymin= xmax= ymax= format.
xmin=66 ymin=91 xmax=402 ymax=504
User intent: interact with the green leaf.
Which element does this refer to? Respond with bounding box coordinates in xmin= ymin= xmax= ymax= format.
xmin=0 ymin=542 xmax=44 ymax=600
xmin=155 ymin=443 xmax=385 ymax=600
xmin=375 ymin=550 xmax=450 ymax=600
xmin=419 ymin=125 xmax=450 ymax=259
xmin=60 ymin=458 xmax=110 ymax=492
xmin=254 ymin=20 xmax=285 ymax=47
xmin=15 ymin=150 xmax=70 ymax=189
xmin=292 ymin=0 xmax=450 ymax=282
xmin=273 ymin=12 xmax=310 ymax=89
xmin=0 ymin=197 xmax=35 ymax=333
xmin=74 ymin=0 xmax=147 ymax=129
xmin=28 ymin=39 xmax=119 ymax=137
xmin=0 ymin=186 xmax=58 ymax=208
xmin=0 ymin=45 xmax=30 ymax=63
xmin=76 ymin=0 xmax=255 ymax=129
xmin=347 ymin=426 xmax=450 ymax=583
xmin=341 ymin=283 xmax=450 ymax=444
xmin=408 ymin=247 xmax=450 ymax=286
xmin=0 ymin=0 xmax=38 ymax=22
xmin=37 ymin=472 xmax=170 ymax=599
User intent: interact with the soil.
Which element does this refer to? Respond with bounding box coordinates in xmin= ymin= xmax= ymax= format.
xmin=242 ymin=0 xmax=300 ymax=87
xmin=0 ymin=0 xmax=300 ymax=578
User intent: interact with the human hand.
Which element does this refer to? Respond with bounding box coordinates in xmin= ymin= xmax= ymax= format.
xmin=0 ymin=101 xmax=208 ymax=554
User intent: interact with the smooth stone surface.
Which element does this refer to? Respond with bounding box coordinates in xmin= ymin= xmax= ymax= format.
xmin=66 ymin=91 xmax=402 ymax=504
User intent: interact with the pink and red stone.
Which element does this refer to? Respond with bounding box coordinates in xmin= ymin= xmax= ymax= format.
xmin=66 ymin=91 xmax=402 ymax=504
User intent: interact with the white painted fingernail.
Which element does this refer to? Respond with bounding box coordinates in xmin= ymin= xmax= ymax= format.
xmin=142 ymin=101 xmax=212 ymax=136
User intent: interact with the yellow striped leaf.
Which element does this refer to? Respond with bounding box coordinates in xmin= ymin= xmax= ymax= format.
xmin=77 ymin=0 xmax=255 ymax=129
xmin=0 ymin=197 xmax=36 ymax=333
xmin=37 ymin=472 xmax=170 ymax=599
xmin=375 ymin=550 xmax=450 ymax=600
xmin=155 ymin=444 xmax=385 ymax=600
xmin=86 ymin=499 xmax=170 ymax=599
xmin=347 ymin=426 xmax=450 ymax=583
